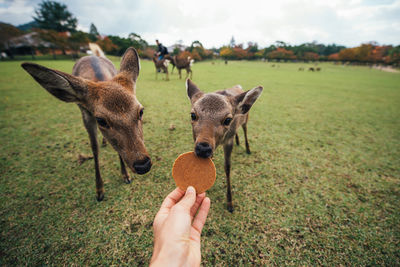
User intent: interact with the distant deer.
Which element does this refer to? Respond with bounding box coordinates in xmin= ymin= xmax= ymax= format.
xmin=21 ymin=47 xmax=152 ymax=201
xmin=153 ymin=56 xmax=170 ymax=81
xmin=172 ymin=55 xmax=194 ymax=79
xmin=308 ymin=67 xmax=315 ymax=72
xmin=316 ymin=67 xmax=321 ymax=71
xmin=164 ymin=55 xmax=176 ymax=73
xmin=186 ymin=79 xmax=263 ymax=212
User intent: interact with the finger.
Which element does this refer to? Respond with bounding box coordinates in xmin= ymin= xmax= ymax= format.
xmin=160 ymin=187 xmax=185 ymax=211
xmin=176 ymin=186 xmax=196 ymax=211
xmin=191 ymin=197 xmax=211 ymax=236
xmin=190 ymin=193 xmax=206 ymax=219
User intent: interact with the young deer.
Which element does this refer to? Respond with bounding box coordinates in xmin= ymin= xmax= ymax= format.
xmin=186 ymin=79 xmax=263 ymax=212
xmin=21 ymin=47 xmax=152 ymax=201
xmin=152 ymin=57 xmax=170 ymax=81
xmin=173 ymin=55 xmax=194 ymax=79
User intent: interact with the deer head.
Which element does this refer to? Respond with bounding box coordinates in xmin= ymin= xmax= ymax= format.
xmin=186 ymin=79 xmax=263 ymax=158
xmin=21 ymin=48 xmax=152 ymax=174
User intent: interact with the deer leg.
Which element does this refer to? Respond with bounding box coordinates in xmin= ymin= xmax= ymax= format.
xmin=235 ymin=133 xmax=240 ymax=146
xmin=165 ymin=69 xmax=169 ymax=81
xmin=102 ymin=136 xmax=107 ymax=147
xmin=80 ymin=107 xmax=104 ymax=201
xmin=171 ymin=65 xmax=175 ymax=74
xmin=243 ymin=123 xmax=251 ymax=154
xmin=119 ymin=154 xmax=131 ymax=184
xmin=178 ymin=69 xmax=182 ymax=79
xmin=224 ymin=140 xmax=234 ymax=212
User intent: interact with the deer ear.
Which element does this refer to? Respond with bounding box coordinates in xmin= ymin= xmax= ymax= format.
xmin=120 ymin=47 xmax=140 ymax=82
xmin=21 ymin=62 xmax=88 ymax=103
xmin=186 ymin=79 xmax=203 ymax=102
xmin=234 ymin=86 xmax=263 ymax=114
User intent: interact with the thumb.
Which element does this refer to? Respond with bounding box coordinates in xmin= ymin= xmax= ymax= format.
xmin=176 ymin=186 xmax=196 ymax=211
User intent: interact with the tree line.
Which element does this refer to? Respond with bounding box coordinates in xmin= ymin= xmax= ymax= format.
xmin=0 ymin=0 xmax=399 ymax=66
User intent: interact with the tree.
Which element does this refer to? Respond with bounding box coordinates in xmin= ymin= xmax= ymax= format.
xmin=266 ymin=48 xmax=296 ymax=61
xmin=33 ymin=0 xmax=77 ymax=32
xmin=35 ymin=28 xmax=69 ymax=58
xmin=69 ymin=31 xmax=90 ymax=58
xmin=190 ymin=40 xmax=203 ymax=49
xmin=388 ymin=46 xmax=400 ymax=66
xmin=96 ymin=36 xmax=118 ymax=54
xmin=229 ymin=36 xmax=235 ymax=48
xmin=88 ymin=23 xmax=99 ymax=41
xmin=128 ymin=33 xmax=148 ymax=49
xmin=220 ymin=46 xmax=234 ymax=59
xmin=89 ymin=23 xmax=99 ymax=36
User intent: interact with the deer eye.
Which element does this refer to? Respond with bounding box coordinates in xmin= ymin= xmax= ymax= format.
xmin=191 ymin=112 xmax=197 ymax=121
xmin=223 ymin=118 xmax=232 ymax=126
xmin=139 ymin=108 xmax=144 ymax=120
xmin=96 ymin=117 xmax=109 ymax=128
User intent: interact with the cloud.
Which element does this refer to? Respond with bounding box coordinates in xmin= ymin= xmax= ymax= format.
xmin=1 ymin=0 xmax=399 ymax=47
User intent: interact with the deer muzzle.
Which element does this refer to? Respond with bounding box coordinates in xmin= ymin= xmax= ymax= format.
xmin=133 ymin=156 xmax=152 ymax=174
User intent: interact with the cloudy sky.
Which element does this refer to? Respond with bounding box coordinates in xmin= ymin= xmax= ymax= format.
xmin=1 ymin=0 xmax=399 ymax=48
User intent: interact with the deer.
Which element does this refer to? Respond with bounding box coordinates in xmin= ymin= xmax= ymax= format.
xmin=164 ymin=54 xmax=176 ymax=73
xmin=185 ymin=79 xmax=263 ymax=212
xmin=21 ymin=47 xmax=152 ymax=201
xmin=172 ymin=55 xmax=194 ymax=79
xmin=152 ymin=56 xmax=170 ymax=81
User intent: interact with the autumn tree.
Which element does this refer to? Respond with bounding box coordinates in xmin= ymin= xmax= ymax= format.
xmin=69 ymin=31 xmax=90 ymax=58
xmin=220 ymin=46 xmax=234 ymax=59
xmin=33 ymin=0 xmax=77 ymax=32
xmin=267 ymin=48 xmax=296 ymax=61
xmin=35 ymin=29 xmax=69 ymax=58
xmin=338 ymin=47 xmax=356 ymax=62
xmin=96 ymin=36 xmax=117 ymax=54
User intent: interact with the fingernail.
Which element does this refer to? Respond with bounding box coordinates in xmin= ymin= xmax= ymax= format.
xmin=186 ymin=186 xmax=195 ymax=194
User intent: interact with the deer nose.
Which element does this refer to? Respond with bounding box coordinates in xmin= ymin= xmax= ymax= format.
xmin=195 ymin=142 xmax=213 ymax=158
xmin=133 ymin=156 xmax=152 ymax=175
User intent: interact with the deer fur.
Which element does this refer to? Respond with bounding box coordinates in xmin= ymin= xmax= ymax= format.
xmin=173 ymin=55 xmax=194 ymax=79
xmin=153 ymin=57 xmax=170 ymax=81
xmin=186 ymin=79 xmax=263 ymax=212
xmin=21 ymin=47 xmax=152 ymax=201
xmin=164 ymin=55 xmax=175 ymax=73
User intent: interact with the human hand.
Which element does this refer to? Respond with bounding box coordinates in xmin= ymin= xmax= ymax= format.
xmin=150 ymin=186 xmax=211 ymax=267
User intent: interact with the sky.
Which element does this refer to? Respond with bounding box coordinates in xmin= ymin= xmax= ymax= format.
xmin=1 ymin=0 xmax=399 ymax=48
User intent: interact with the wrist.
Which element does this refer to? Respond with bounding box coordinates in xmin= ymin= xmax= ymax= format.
xmin=150 ymin=249 xmax=182 ymax=267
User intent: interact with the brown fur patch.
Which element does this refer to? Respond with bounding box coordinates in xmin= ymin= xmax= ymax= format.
xmin=197 ymin=94 xmax=228 ymax=113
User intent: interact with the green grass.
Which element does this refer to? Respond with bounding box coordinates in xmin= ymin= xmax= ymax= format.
xmin=0 ymin=58 xmax=399 ymax=266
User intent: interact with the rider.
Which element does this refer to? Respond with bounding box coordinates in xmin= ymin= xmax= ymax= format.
xmin=156 ymin=39 xmax=169 ymax=61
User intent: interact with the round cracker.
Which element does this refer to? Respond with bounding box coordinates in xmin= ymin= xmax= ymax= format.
xmin=172 ymin=151 xmax=216 ymax=193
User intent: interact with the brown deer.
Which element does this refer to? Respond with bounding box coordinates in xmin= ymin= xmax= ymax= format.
xmin=164 ymin=54 xmax=175 ymax=73
xmin=186 ymin=79 xmax=263 ymax=212
xmin=153 ymin=56 xmax=170 ymax=81
xmin=172 ymin=55 xmax=194 ymax=79
xmin=21 ymin=47 xmax=152 ymax=201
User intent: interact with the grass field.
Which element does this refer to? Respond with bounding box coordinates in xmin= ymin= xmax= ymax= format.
xmin=0 ymin=58 xmax=399 ymax=266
